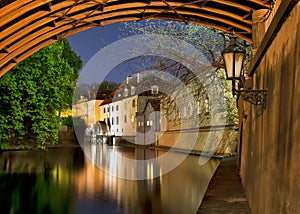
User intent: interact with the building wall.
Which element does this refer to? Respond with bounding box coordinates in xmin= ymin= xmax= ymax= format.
xmin=156 ymin=75 xmax=237 ymax=154
xmin=99 ymin=96 xmax=137 ymax=138
xmin=240 ymin=3 xmax=300 ymax=213
xmin=73 ymin=98 xmax=104 ymax=126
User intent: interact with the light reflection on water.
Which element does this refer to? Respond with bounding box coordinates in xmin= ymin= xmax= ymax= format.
xmin=0 ymin=145 xmax=219 ymax=214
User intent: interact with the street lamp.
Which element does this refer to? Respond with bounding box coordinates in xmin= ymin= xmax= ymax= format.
xmin=222 ymin=36 xmax=267 ymax=108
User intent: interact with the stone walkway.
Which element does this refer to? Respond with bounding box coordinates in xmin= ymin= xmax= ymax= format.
xmin=197 ymin=157 xmax=251 ymax=214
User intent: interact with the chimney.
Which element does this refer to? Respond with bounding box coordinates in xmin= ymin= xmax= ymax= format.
xmin=137 ymin=72 xmax=144 ymax=83
xmin=126 ymin=75 xmax=132 ymax=84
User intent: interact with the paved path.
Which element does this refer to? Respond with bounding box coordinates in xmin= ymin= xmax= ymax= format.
xmin=197 ymin=157 xmax=251 ymax=214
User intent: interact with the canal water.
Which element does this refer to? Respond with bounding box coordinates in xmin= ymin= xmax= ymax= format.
xmin=0 ymin=144 xmax=219 ymax=214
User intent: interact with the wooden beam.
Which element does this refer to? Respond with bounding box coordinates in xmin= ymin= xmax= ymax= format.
xmin=212 ymin=0 xmax=253 ymax=13
xmin=0 ymin=0 xmax=273 ymax=75
xmin=0 ymin=39 xmax=56 ymax=78
xmin=0 ymin=0 xmax=30 ymax=19
xmin=0 ymin=16 xmax=59 ymax=50
xmin=0 ymin=0 xmax=52 ymax=27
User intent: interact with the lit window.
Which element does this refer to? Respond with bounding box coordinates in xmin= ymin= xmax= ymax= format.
xmin=146 ymin=121 xmax=150 ymax=126
xmin=131 ymin=86 xmax=136 ymax=95
xmin=131 ymin=115 xmax=135 ymax=122
xmin=150 ymin=120 xmax=153 ymax=126
xmin=197 ymin=101 xmax=201 ymax=114
xmin=151 ymin=85 xmax=159 ymax=94
xmin=124 ymin=88 xmax=129 ymax=97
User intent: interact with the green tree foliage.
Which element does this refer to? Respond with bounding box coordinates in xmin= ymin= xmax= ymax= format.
xmin=0 ymin=39 xmax=81 ymax=149
xmin=73 ymin=81 xmax=117 ymax=103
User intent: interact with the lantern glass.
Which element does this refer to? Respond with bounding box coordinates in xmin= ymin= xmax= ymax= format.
xmin=234 ymin=52 xmax=244 ymax=78
xmin=223 ymin=52 xmax=234 ymax=79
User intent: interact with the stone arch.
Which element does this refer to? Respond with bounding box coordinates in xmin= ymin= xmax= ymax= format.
xmin=0 ymin=0 xmax=273 ymax=76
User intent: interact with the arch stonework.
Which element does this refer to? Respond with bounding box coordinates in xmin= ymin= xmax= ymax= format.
xmin=0 ymin=0 xmax=272 ymax=76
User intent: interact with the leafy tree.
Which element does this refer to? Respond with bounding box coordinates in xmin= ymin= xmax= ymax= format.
xmin=73 ymin=81 xmax=117 ymax=103
xmin=0 ymin=39 xmax=81 ymax=149
xmin=99 ymin=81 xmax=118 ymax=90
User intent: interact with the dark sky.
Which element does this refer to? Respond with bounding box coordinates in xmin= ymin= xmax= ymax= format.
xmin=66 ymin=23 xmax=134 ymax=83
xmin=66 ymin=23 xmax=123 ymax=68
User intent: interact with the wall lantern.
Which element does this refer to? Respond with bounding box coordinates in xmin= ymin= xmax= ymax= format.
xmin=221 ymin=36 xmax=267 ymax=108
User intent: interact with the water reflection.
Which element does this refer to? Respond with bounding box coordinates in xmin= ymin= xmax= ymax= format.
xmin=0 ymin=146 xmax=219 ymax=214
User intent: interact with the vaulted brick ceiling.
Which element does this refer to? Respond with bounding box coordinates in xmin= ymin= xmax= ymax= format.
xmin=0 ymin=0 xmax=273 ymax=76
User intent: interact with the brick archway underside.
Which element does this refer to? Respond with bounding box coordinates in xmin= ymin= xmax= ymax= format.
xmin=0 ymin=0 xmax=272 ymax=76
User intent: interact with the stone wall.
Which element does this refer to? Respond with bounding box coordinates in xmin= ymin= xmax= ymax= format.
xmin=240 ymin=2 xmax=300 ymax=213
xmin=157 ymin=127 xmax=238 ymax=156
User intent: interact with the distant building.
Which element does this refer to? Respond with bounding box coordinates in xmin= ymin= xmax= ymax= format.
xmin=99 ymin=72 xmax=163 ymax=144
xmin=72 ymin=89 xmax=114 ymax=126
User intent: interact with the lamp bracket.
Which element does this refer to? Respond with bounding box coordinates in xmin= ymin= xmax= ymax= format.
xmin=234 ymin=88 xmax=267 ymax=108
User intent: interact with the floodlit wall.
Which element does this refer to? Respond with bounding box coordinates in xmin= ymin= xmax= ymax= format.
xmin=240 ymin=2 xmax=300 ymax=213
xmin=99 ymin=96 xmax=138 ymax=137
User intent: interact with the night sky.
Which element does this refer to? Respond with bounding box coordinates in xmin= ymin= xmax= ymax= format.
xmin=66 ymin=23 xmax=123 ymax=68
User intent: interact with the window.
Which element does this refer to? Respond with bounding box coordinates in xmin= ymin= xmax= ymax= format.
xmin=116 ymin=105 xmax=119 ymax=111
xmin=107 ymin=107 xmax=109 ymax=112
xmin=116 ymin=116 xmax=119 ymax=125
xmin=112 ymin=117 xmax=114 ymax=125
xmin=112 ymin=106 xmax=114 ymax=112
xmin=132 ymin=99 xmax=136 ymax=108
xmin=197 ymin=101 xmax=201 ymax=114
xmin=124 ymin=88 xmax=129 ymax=97
xmin=150 ymin=120 xmax=153 ymax=126
xmin=104 ymin=108 xmax=106 ymax=113
xmin=151 ymin=85 xmax=159 ymax=94
xmin=146 ymin=120 xmax=150 ymax=126
xmin=131 ymin=86 xmax=136 ymax=95
xmin=124 ymin=115 xmax=127 ymax=123
xmin=131 ymin=115 xmax=135 ymax=122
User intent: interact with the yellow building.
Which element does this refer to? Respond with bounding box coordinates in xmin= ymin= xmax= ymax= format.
xmin=72 ymin=90 xmax=113 ymax=126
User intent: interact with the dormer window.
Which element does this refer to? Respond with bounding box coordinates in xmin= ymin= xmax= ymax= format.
xmin=131 ymin=86 xmax=136 ymax=95
xmin=124 ymin=88 xmax=129 ymax=97
xmin=151 ymin=85 xmax=158 ymax=94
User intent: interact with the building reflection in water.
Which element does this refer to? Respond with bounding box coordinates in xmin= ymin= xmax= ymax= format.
xmin=0 ymin=146 xmax=219 ymax=214
xmin=75 ymin=144 xmax=219 ymax=214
